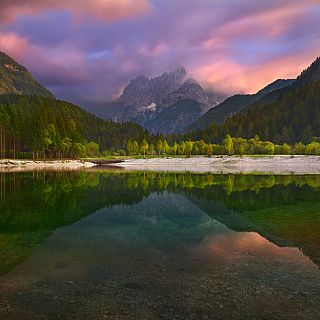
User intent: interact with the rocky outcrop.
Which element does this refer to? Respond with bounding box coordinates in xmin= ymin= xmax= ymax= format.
xmin=112 ymin=66 xmax=226 ymax=134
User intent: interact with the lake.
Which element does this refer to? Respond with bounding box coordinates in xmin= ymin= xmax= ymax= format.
xmin=0 ymin=170 xmax=319 ymax=319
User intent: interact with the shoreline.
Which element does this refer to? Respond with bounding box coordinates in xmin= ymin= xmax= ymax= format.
xmin=0 ymin=159 xmax=96 ymax=172
xmin=109 ymin=155 xmax=320 ymax=175
xmin=1 ymin=156 xmax=320 ymax=174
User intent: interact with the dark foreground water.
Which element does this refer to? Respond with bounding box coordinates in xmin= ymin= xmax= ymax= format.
xmin=0 ymin=170 xmax=320 ymax=320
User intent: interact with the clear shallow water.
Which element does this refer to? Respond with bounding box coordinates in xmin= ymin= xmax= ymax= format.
xmin=0 ymin=171 xmax=320 ymax=319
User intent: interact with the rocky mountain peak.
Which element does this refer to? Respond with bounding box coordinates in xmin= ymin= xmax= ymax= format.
xmin=118 ymin=66 xmax=188 ymax=109
xmin=112 ymin=66 xmax=226 ymax=133
xmin=173 ymin=65 xmax=187 ymax=77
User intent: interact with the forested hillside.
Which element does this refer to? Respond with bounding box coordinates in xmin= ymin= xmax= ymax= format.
xmin=0 ymin=95 xmax=151 ymax=158
xmin=185 ymin=81 xmax=320 ymax=144
xmin=188 ymin=58 xmax=320 ymax=133
xmin=188 ymin=79 xmax=294 ymax=131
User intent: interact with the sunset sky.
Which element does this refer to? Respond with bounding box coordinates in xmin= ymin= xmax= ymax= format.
xmin=0 ymin=0 xmax=319 ymax=106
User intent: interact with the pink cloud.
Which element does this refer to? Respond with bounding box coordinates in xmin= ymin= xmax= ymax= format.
xmin=193 ymin=50 xmax=319 ymax=95
xmin=212 ymin=3 xmax=311 ymax=44
xmin=1 ymin=0 xmax=319 ymax=104
xmin=137 ymin=44 xmax=167 ymax=57
xmin=0 ymin=33 xmax=28 ymax=59
xmin=178 ymin=0 xmax=319 ymax=94
xmin=0 ymin=0 xmax=150 ymax=23
xmin=0 ymin=31 xmax=89 ymax=86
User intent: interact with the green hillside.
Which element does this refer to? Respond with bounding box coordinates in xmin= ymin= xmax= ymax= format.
xmin=188 ymin=79 xmax=294 ymax=131
xmin=185 ymin=80 xmax=320 ymax=144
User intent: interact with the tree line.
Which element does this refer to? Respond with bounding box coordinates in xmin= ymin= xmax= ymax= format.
xmin=124 ymin=135 xmax=320 ymax=157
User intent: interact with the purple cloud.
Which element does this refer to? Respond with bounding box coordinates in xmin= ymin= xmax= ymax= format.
xmin=0 ymin=0 xmax=319 ymax=108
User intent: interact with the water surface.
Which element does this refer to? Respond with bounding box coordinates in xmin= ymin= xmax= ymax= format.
xmin=0 ymin=171 xmax=319 ymax=319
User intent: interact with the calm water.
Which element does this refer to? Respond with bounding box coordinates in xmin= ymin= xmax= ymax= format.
xmin=0 ymin=170 xmax=320 ymax=320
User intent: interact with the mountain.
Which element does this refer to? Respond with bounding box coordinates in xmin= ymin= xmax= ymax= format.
xmin=109 ymin=67 xmax=226 ymax=134
xmin=185 ymin=56 xmax=320 ymax=144
xmin=0 ymin=51 xmax=55 ymax=99
xmin=0 ymin=52 xmax=154 ymax=157
xmin=188 ymin=78 xmax=295 ymax=131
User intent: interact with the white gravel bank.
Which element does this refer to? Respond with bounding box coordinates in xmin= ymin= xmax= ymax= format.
xmin=111 ymin=156 xmax=320 ymax=174
xmin=0 ymin=159 xmax=96 ymax=172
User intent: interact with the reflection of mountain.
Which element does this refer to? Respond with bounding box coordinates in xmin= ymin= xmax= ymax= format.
xmin=0 ymin=172 xmax=141 ymax=274
xmin=182 ymin=185 xmax=320 ymax=268
xmin=1 ymin=171 xmax=320 ymax=274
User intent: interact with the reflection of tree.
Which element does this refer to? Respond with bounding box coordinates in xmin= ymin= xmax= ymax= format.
xmin=1 ymin=172 xmax=320 ymax=231
xmin=1 ymin=171 xmax=320 ymax=274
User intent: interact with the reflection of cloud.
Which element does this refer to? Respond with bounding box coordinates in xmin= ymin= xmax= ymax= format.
xmin=198 ymin=232 xmax=311 ymax=264
xmin=0 ymin=0 xmax=150 ymax=23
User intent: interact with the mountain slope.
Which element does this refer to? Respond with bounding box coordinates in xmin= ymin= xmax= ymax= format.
xmin=0 ymin=51 xmax=55 ymax=99
xmin=188 ymin=79 xmax=295 ymax=131
xmin=108 ymin=67 xmax=226 ymax=134
xmin=146 ymin=99 xmax=203 ymax=134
